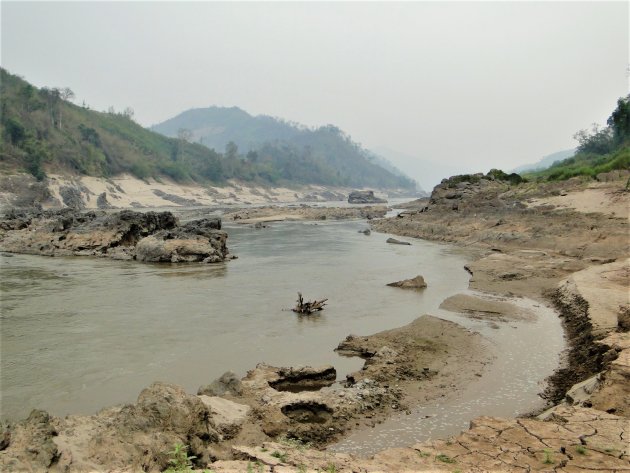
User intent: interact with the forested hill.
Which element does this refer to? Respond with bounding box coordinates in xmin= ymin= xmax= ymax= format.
xmin=151 ymin=106 xmax=417 ymax=189
xmin=524 ymin=95 xmax=629 ymax=182
xmin=0 ymin=69 xmax=415 ymax=189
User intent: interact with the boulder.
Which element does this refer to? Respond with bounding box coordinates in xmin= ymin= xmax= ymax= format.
xmin=198 ymin=371 xmax=243 ymax=397
xmin=387 ymin=275 xmax=427 ymax=289
xmin=386 ymin=237 xmax=411 ymax=245
xmin=87 ymin=382 xmax=219 ymax=471
xmin=96 ymin=192 xmax=113 ymax=209
xmin=198 ymin=396 xmax=251 ymax=439
xmin=0 ymin=410 xmax=58 ymax=471
xmin=59 ymin=186 xmax=85 ymax=209
xmin=565 ymin=374 xmax=601 ymax=405
xmin=348 ymin=190 xmax=387 ymax=204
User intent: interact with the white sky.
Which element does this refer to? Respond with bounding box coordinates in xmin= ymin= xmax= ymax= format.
xmin=1 ymin=1 xmax=628 ymax=185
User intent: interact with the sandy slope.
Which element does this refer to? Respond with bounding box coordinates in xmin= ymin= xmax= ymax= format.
xmin=527 ymin=184 xmax=629 ymax=220
xmin=44 ymin=173 xmax=326 ymax=208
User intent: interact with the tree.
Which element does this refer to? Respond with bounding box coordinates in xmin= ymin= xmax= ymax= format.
xmin=5 ymin=117 xmax=26 ymax=145
xmin=177 ymin=128 xmax=192 ymax=142
xmin=573 ymin=124 xmax=614 ymax=155
xmin=122 ymin=106 xmax=135 ymax=121
xmin=19 ymin=84 xmax=36 ymax=112
xmin=246 ymin=150 xmax=258 ymax=163
xmin=60 ymin=87 xmax=75 ymax=102
xmin=41 ymin=87 xmax=61 ymax=127
xmin=225 ymin=141 xmax=238 ymax=160
xmin=607 ymin=95 xmax=630 ymax=146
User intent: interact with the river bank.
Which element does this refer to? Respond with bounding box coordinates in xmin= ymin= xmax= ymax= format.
xmin=201 ymin=174 xmax=629 ymax=471
xmin=199 ymin=175 xmax=628 ymax=471
xmin=0 ymin=172 xmax=411 ymax=210
xmin=1 ymin=173 xmax=628 ymax=471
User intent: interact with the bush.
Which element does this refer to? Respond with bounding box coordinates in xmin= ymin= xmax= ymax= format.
xmin=4 ymin=117 xmax=27 ymax=145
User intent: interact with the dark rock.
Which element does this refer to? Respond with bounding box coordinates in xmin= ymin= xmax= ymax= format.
xmin=618 ymin=306 xmax=630 ymax=332
xmin=0 ymin=424 xmax=9 ymax=451
xmin=59 ymin=186 xmax=85 ymax=209
xmin=358 ymin=229 xmax=371 ymax=235
xmin=387 ymin=275 xmax=427 ymax=289
xmin=280 ymin=401 xmax=333 ymax=424
xmin=386 ymin=237 xmax=411 ymax=245
xmin=197 ymin=371 xmax=243 ymax=397
xmin=269 ymin=366 xmax=337 ymax=392
xmin=96 ymin=192 xmax=113 ymax=209
xmin=152 ymin=189 xmax=200 ymax=206
xmin=348 ymin=190 xmax=387 ymax=204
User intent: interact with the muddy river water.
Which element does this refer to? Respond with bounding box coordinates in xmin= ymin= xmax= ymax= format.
xmin=0 ymin=216 xmax=563 ymax=454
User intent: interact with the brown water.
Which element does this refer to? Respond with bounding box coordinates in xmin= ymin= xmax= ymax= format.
xmin=1 ymin=218 xmax=477 ymax=421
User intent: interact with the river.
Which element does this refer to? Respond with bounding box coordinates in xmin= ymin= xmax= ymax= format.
xmin=1 ymin=215 xmax=564 ymax=455
xmin=1 ymin=218 xmax=475 ymax=421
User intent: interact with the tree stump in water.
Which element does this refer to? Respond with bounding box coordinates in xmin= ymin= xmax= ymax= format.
xmin=292 ymin=292 xmax=327 ymax=315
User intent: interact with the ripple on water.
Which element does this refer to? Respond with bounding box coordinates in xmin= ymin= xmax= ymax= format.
xmin=1 ymin=220 xmax=474 ymax=420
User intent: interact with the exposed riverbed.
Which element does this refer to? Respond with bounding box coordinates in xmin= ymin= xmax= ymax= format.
xmin=331 ymin=293 xmax=564 ymax=456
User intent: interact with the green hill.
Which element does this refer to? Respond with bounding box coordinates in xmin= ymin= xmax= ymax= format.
xmin=151 ymin=106 xmax=417 ymax=189
xmin=0 ymin=69 xmax=225 ymax=183
xmin=0 ymin=69 xmax=415 ymax=189
xmin=525 ymin=96 xmax=630 ymax=182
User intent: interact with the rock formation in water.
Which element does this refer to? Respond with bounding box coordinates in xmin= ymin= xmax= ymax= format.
xmin=387 ymin=275 xmax=427 ymax=289
xmin=386 ymin=237 xmax=411 ymax=245
xmin=0 ymin=209 xmax=230 ymax=263
xmin=347 ymin=190 xmax=387 ymax=204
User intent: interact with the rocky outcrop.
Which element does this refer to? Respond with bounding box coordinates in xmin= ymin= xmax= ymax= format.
xmin=0 ymin=410 xmax=58 ymax=472
xmin=347 ymin=190 xmax=387 ymax=204
xmin=59 ymin=186 xmax=85 ymax=209
xmin=96 ymin=192 xmax=113 ymax=209
xmin=0 ymin=174 xmax=56 ymax=209
xmin=0 ymin=382 xmax=222 ymax=472
xmin=0 ymin=209 xmax=230 ymax=263
xmin=387 ymin=275 xmax=427 ymax=289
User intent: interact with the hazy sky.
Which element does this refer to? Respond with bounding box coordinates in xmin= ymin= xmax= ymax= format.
xmin=2 ymin=2 xmax=628 ymax=187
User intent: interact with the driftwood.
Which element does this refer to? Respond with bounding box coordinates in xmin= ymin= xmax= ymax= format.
xmin=292 ymin=292 xmax=328 ymax=315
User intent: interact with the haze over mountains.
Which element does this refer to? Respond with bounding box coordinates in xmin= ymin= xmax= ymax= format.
xmin=0 ymin=70 xmax=416 ymax=191
xmin=511 ymin=149 xmax=576 ymax=174
xmin=152 ymin=106 xmax=419 ymax=190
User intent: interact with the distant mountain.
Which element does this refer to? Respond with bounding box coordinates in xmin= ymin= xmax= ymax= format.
xmin=152 ymin=107 xmax=417 ymax=189
xmin=512 ymin=149 xmax=575 ymax=174
xmin=0 ymin=70 xmax=414 ymax=189
xmin=371 ymin=146 xmax=468 ymax=191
